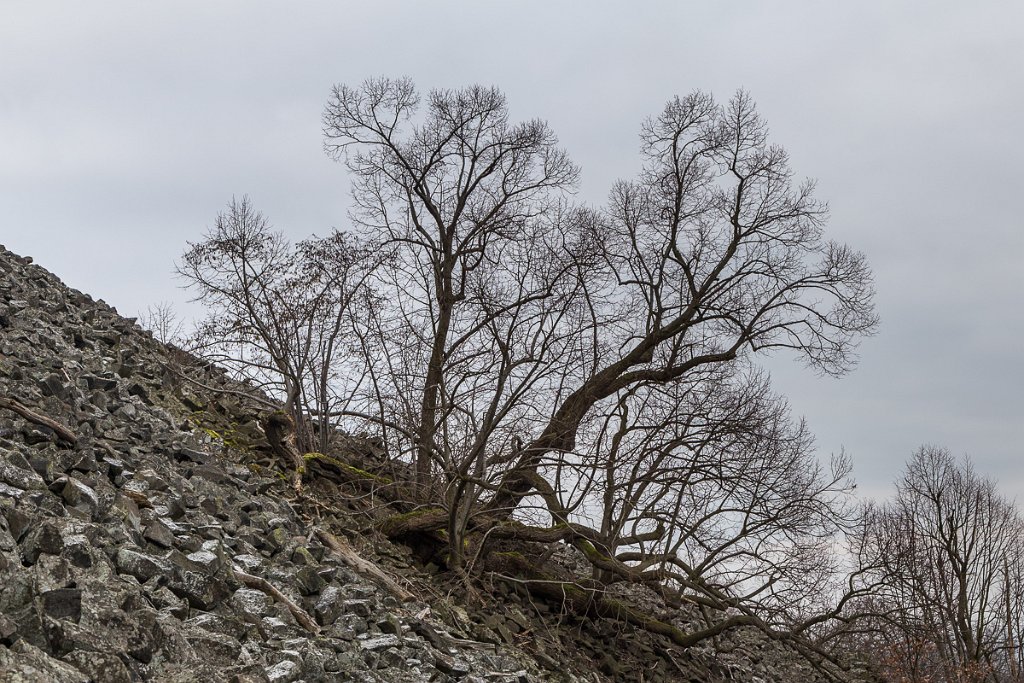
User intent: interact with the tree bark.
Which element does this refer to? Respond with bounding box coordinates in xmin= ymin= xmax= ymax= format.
xmin=261 ymin=410 xmax=304 ymax=494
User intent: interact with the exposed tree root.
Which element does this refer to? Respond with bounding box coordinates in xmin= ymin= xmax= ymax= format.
xmin=486 ymin=549 xmax=762 ymax=649
xmin=257 ymin=408 xmax=844 ymax=674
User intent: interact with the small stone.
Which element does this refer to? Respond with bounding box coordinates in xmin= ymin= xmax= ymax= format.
xmin=0 ymin=521 xmax=13 ymax=552
xmin=62 ymin=534 xmax=94 ymax=568
xmin=176 ymin=448 xmax=211 ymax=464
xmin=266 ymin=527 xmax=288 ymax=551
xmin=104 ymin=456 xmax=127 ymax=479
xmin=165 ymin=496 xmax=187 ymax=520
xmin=20 ymin=520 xmax=64 ymax=564
xmin=291 ymin=545 xmax=318 ymax=566
xmin=233 ymin=553 xmax=263 ymax=573
xmin=435 ymin=654 xmax=471 ymax=677
xmin=146 ymin=585 xmax=189 ymax=619
xmin=378 ymin=614 xmax=402 ymax=635
xmin=186 ymin=549 xmax=222 ymax=572
xmin=169 ymin=568 xmax=229 ymax=610
xmin=265 ymin=660 xmax=300 ymax=683
xmin=136 ymin=467 xmax=169 ymax=491
xmin=38 ymin=373 xmax=67 ymax=399
xmin=0 ymin=483 xmax=25 ymax=500
xmin=185 ymin=629 xmax=242 ymax=663
xmin=344 ymin=599 xmax=373 ymax=618
xmin=261 ymin=616 xmax=291 ymax=638
xmin=293 ymin=566 xmax=325 ymax=596
xmin=5 ymin=507 xmax=32 ymax=542
xmin=116 ymin=547 xmax=173 ymax=582
xmin=71 ymin=451 xmax=99 ymax=473
xmin=27 ymin=454 xmax=55 ymax=482
xmin=0 ymin=614 xmax=17 ymax=645
xmin=230 ymin=588 xmax=274 ymax=618
xmin=63 ymin=650 xmax=133 ymax=683
xmin=314 ymin=586 xmax=345 ymax=626
xmin=85 ymin=374 xmax=119 ymax=391
xmin=359 ymin=634 xmax=401 ymax=651
xmin=378 ymin=647 xmax=407 ymax=670
xmin=57 ymin=477 xmax=99 ymax=513
xmin=266 ymin=516 xmax=289 ymax=530
xmin=143 ymin=518 xmax=176 ymax=548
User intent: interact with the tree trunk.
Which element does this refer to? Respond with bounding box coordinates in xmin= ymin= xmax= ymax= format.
xmin=261 ymin=411 xmax=305 ymax=494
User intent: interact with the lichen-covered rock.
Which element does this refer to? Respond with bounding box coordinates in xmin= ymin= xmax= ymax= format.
xmin=116 ymin=547 xmax=172 ymax=582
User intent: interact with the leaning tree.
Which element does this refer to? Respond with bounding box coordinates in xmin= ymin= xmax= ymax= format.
xmin=316 ymin=80 xmax=879 ymax=661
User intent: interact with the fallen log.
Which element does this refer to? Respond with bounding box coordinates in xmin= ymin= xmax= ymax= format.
xmin=231 ymin=566 xmax=320 ymax=634
xmin=0 ymin=397 xmax=78 ymax=445
xmin=315 ymin=528 xmax=416 ymax=603
xmin=377 ymin=508 xmax=448 ymax=539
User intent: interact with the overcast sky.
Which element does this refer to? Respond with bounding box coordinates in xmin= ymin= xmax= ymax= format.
xmin=2 ymin=1 xmax=1022 ymax=502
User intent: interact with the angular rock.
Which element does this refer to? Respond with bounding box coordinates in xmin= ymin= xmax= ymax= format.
xmin=344 ymin=598 xmax=373 ymax=618
xmin=116 ymin=547 xmax=172 ymax=582
xmin=143 ymin=518 xmax=176 ymax=548
xmin=314 ymin=585 xmax=345 ymax=626
xmin=186 ymin=549 xmax=222 ymax=572
xmin=21 ymin=519 xmax=64 ymax=564
xmin=265 ymin=659 xmax=301 ymax=683
xmin=233 ymin=553 xmax=263 ymax=573
xmin=293 ymin=565 xmax=325 ymax=596
xmin=230 ymin=587 xmax=274 ymax=618
xmin=62 ymin=650 xmax=133 ymax=683
xmin=54 ymin=476 xmax=100 ymax=513
xmin=360 ymin=634 xmax=402 ymax=652
xmin=0 ymin=640 xmax=88 ymax=683
xmin=41 ymin=587 xmax=82 ymax=621
xmin=0 ymin=455 xmax=46 ymax=491
xmin=168 ymin=568 xmax=230 ymax=610
xmin=185 ymin=629 xmax=243 ymax=664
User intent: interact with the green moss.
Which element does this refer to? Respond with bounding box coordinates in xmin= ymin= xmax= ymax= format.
xmin=186 ymin=410 xmax=253 ymax=455
xmin=576 ymin=540 xmax=606 ymax=563
xmin=379 ymin=507 xmax=447 ymax=538
xmin=494 ymin=550 xmax=527 ymax=561
xmin=302 ymin=452 xmax=393 ymax=484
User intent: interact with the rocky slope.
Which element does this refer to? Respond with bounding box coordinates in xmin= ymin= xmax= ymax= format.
xmin=0 ymin=244 xmax=872 ymax=682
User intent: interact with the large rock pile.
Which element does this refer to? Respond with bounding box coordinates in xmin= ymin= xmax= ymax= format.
xmin=0 ymin=244 xmax=873 ymax=682
xmin=0 ymin=246 xmax=559 ymax=682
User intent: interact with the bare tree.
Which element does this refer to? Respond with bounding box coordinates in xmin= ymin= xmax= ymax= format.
xmin=557 ymin=366 xmax=857 ymax=616
xmin=183 ymin=82 xmax=879 ymax=660
xmin=858 ymin=447 xmax=1024 ymax=682
xmin=178 ymin=197 xmax=380 ymax=461
xmin=488 ymin=90 xmax=878 ymax=519
xmin=318 ymin=81 xmax=879 ymax=659
xmin=138 ymin=301 xmax=185 ymax=346
xmin=323 ymin=78 xmax=583 ymax=492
